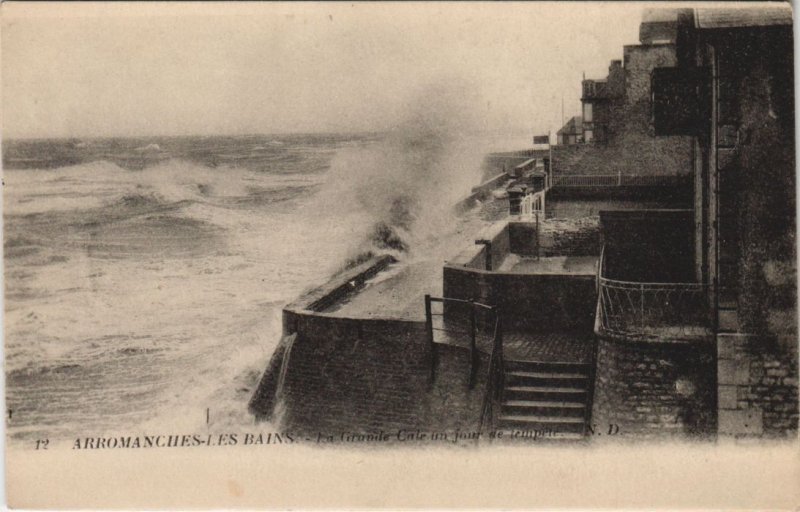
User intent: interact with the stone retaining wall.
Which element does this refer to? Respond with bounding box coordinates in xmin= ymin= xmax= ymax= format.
xmin=592 ymin=335 xmax=717 ymax=438
xmin=540 ymin=218 xmax=601 ymax=257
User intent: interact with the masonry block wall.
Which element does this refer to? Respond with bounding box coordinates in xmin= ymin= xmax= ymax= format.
xmin=278 ymin=316 xmax=431 ymax=435
xmin=592 ymin=337 xmax=717 ymax=437
xmin=717 ymin=334 xmax=798 ymax=437
xmin=507 ymin=218 xmax=601 ymax=258
xmin=257 ymin=313 xmax=491 ymax=437
xmin=539 ymin=218 xmax=601 ymax=257
xmin=423 ymin=345 xmax=488 ymax=431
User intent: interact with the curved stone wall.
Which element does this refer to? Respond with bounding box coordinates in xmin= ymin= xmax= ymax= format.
xmin=591 ymin=335 xmax=716 ymax=438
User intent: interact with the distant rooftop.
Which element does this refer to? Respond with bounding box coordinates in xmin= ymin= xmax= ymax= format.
xmin=640 ymin=8 xmax=682 ymax=44
xmin=695 ymin=6 xmax=792 ymax=29
xmin=642 ymin=8 xmax=683 ymax=24
xmin=557 ymin=116 xmax=583 ymax=136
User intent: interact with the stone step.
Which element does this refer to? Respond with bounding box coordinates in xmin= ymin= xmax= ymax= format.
xmin=505 ymin=371 xmax=588 ymax=388
xmin=504 ymin=385 xmax=587 ymax=402
xmin=497 ymin=414 xmax=586 ymax=433
xmin=501 ymin=400 xmax=585 ymax=417
xmin=489 ymin=430 xmax=587 ymax=443
xmin=507 ymin=370 xmax=588 ymax=380
xmin=505 ymin=359 xmax=590 ymax=374
xmin=498 ymin=414 xmax=586 ymax=424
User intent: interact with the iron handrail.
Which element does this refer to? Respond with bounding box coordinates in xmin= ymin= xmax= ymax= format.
xmin=477 ymin=315 xmax=503 ymax=439
xmin=425 ymin=295 xmax=497 ymax=389
xmin=428 ymin=296 xmax=496 ymax=311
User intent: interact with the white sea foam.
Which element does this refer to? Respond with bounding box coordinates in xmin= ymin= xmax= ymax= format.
xmin=318 ymin=81 xmax=490 ymax=262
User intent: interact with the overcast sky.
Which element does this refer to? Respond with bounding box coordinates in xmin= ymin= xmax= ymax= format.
xmin=2 ymin=3 xmax=645 ymax=139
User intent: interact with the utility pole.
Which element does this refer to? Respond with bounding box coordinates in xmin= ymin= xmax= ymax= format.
xmin=549 ymin=129 xmax=553 ymax=187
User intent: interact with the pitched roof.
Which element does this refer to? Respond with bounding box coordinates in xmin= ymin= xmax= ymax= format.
xmin=557 ymin=115 xmax=583 ymax=136
xmin=695 ymin=7 xmax=792 ymax=29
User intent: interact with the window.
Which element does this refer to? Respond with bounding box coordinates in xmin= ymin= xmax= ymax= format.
xmin=584 ymin=129 xmax=594 ymax=142
xmin=583 ymin=103 xmax=593 ymax=122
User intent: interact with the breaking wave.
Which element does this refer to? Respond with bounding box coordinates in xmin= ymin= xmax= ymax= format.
xmin=317 ymin=81 xmax=489 ymax=267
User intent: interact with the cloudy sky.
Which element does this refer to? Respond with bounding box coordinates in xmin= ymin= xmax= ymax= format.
xmin=2 ymin=2 xmax=645 ymax=139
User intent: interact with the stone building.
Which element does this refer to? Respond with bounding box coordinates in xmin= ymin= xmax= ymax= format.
xmin=581 ymin=60 xmax=624 ymax=144
xmin=651 ymin=5 xmax=797 ymax=437
xmin=640 ymin=7 xmax=683 ymax=44
xmin=556 ymin=115 xmax=583 ymax=145
xmin=551 ymin=11 xmax=693 ymax=177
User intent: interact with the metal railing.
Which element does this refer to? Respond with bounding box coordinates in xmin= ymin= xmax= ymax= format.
xmin=519 ymin=189 xmax=545 ymax=219
xmin=425 ymin=295 xmax=497 ymax=389
xmin=553 ymin=174 xmax=621 ymax=187
xmin=596 ymin=246 xmax=710 ymax=340
xmin=478 ymin=316 xmax=504 ymax=438
xmin=552 ymin=173 xmax=688 ymax=187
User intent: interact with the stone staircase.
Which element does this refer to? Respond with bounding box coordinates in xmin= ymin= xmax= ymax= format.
xmin=496 ymin=359 xmax=591 ymax=441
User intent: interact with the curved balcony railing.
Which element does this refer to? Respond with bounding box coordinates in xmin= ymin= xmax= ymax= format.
xmin=519 ymin=190 xmax=545 ymax=219
xmin=596 ymin=247 xmax=712 ymax=341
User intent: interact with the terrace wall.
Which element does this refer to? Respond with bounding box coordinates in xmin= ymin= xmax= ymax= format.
xmin=442 ymin=266 xmax=596 ymax=331
xmin=448 ymin=221 xmax=510 ymax=271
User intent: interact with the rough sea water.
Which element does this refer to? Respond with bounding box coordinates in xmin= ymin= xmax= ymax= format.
xmin=4 ymin=125 xmax=516 ymax=447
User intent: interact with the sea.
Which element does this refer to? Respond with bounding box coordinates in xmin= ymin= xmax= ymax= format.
xmin=3 ymin=131 xmax=526 ymax=447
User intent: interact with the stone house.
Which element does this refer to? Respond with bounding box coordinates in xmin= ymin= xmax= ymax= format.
xmin=556 ymin=115 xmax=583 ymax=145
xmin=552 ymin=11 xmax=693 ymax=177
xmin=646 ymin=5 xmax=797 ymax=437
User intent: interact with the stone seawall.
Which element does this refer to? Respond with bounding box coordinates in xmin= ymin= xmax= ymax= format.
xmin=454 ymin=173 xmax=511 ymax=214
xmin=249 ymin=255 xmax=490 ymax=438
xmin=278 ymin=313 xmax=431 ymax=435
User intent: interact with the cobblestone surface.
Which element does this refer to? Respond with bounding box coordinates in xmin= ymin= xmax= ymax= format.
xmin=498 ymin=330 xmax=593 ymax=363
xmin=432 ymin=316 xmax=593 ymax=364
